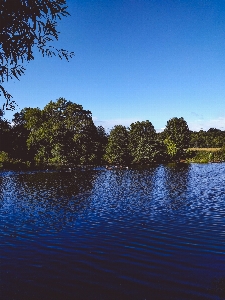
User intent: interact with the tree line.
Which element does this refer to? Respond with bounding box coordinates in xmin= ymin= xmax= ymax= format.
xmin=0 ymin=98 xmax=224 ymax=169
xmin=189 ymin=128 xmax=225 ymax=148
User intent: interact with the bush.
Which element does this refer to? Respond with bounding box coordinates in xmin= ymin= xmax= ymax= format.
xmin=0 ymin=151 xmax=10 ymax=168
xmin=186 ymin=148 xmax=225 ymax=163
xmin=0 ymin=151 xmax=31 ymax=170
xmin=214 ymin=146 xmax=225 ymax=162
xmin=186 ymin=151 xmax=210 ymax=163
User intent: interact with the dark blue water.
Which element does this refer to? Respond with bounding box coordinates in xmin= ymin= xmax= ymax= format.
xmin=1 ymin=163 xmax=225 ymax=300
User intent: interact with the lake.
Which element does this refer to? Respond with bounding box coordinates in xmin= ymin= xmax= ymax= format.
xmin=1 ymin=163 xmax=225 ymax=300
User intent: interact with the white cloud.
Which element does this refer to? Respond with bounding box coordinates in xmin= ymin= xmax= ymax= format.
xmin=188 ymin=117 xmax=225 ymax=131
xmin=157 ymin=127 xmax=165 ymax=133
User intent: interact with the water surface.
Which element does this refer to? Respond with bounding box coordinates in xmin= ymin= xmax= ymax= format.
xmin=1 ymin=164 xmax=225 ymax=299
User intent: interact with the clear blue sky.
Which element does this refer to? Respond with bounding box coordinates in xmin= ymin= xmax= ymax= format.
xmin=2 ymin=0 xmax=225 ymax=132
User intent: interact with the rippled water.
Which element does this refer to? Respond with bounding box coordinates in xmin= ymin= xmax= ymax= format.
xmin=1 ymin=163 xmax=225 ymax=300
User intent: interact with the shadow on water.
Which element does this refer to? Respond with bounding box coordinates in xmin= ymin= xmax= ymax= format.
xmin=163 ymin=163 xmax=190 ymax=210
xmin=16 ymin=169 xmax=96 ymax=199
xmin=88 ymin=166 xmax=159 ymax=218
xmin=0 ymin=169 xmax=100 ymax=231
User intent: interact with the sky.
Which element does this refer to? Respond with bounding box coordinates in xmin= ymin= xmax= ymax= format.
xmin=2 ymin=0 xmax=225 ymax=132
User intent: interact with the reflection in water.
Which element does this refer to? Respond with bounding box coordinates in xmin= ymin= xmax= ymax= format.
xmin=16 ymin=169 xmax=97 ymax=198
xmin=0 ymin=170 xmax=99 ymax=231
xmin=88 ymin=167 xmax=158 ymax=218
xmin=163 ymin=163 xmax=190 ymax=210
xmin=1 ymin=164 xmax=225 ymax=300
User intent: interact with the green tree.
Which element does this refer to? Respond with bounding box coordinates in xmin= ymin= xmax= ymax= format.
xmin=11 ymin=110 xmax=34 ymax=162
xmin=164 ymin=138 xmax=177 ymax=160
xmin=198 ymin=130 xmax=207 ymax=148
xmin=24 ymin=98 xmax=98 ymax=166
xmin=104 ymin=125 xmax=130 ymax=165
xmin=163 ymin=117 xmax=190 ymax=161
xmin=72 ymin=121 xmax=99 ymax=165
xmin=0 ymin=151 xmax=10 ymax=168
xmin=128 ymin=120 xmax=157 ymax=164
xmin=0 ymin=0 xmax=74 ymax=111
xmin=189 ymin=131 xmax=199 ymax=148
xmin=95 ymin=126 xmax=108 ymax=164
xmin=0 ymin=110 xmax=12 ymax=154
xmin=206 ymin=128 xmax=224 ymax=147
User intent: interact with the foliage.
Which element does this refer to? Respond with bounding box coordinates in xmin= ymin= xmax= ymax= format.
xmin=129 ymin=120 xmax=157 ymax=164
xmin=186 ymin=147 xmax=225 ymax=163
xmin=0 ymin=150 xmax=30 ymax=169
xmin=96 ymin=126 xmax=108 ymax=164
xmin=24 ymin=98 xmax=99 ymax=165
xmin=186 ymin=150 xmax=210 ymax=163
xmin=0 ymin=114 xmax=11 ymax=154
xmin=164 ymin=138 xmax=178 ymax=160
xmin=127 ymin=120 xmax=167 ymax=164
xmin=0 ymin=0 xmax=74 ymax=111
xmin=189 ymin=128 xmax=225 ymax=148
xmin=1 ymin=102 xmax=225 ymax=169
xmin=217 ymin=145 xmax=225 ymax=161
xmin=134 ymin=139 xmax=168 ymax=164
xmin=104 ymin=125 xmax=131 ymax=165
xmin=10 ymin=110 xmax=34 ymax=161
xmin=0 ymin=151 xmax=9 ymax=162
xmin=163 ymin=117 xmax=190 ymax=161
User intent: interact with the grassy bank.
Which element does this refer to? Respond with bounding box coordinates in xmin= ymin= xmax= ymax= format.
xmin=1 ymin=147 xmax=225 ymax=171
xmin=188 ymin=148 xmax=221 ymax=152
xmin=187 ymin=147 xmax=225 ymax=163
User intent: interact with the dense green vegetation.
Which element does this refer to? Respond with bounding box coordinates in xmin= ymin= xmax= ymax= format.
xmin=186 ymin=147 xmax=225 ymax=163
xmin=189 ymin=128 xmax=225 ymax=148
xmin=0 ymin=97 xmax=225 ymax=169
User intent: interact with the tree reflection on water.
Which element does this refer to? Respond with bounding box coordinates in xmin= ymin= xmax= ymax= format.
xmin=163 ymin=163 xmax=190 ymax=210
xmin=0 ymin=170 xmax=100 ymax=231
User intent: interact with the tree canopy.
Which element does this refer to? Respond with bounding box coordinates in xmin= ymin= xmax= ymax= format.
xmin=1 ymin=101 xmax=225 ymax=169
xmin=189 ymin=128 xmax=225 ymax=148
xmin=129 ymin=120 xmax=157 ymax=164
xmin=104 ymin=125 xmax=131 ymax=165
xmin=0 ymin=112 xmax=11 ymax=153
xmin=163 ymin=117 xmax=190 ymax=160
xmin=0 ymin=0 xmax=74 ymax=111
xmin=24 ymin=98 xmax=99 ymax=165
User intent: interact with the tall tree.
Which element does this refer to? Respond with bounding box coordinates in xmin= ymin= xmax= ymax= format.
xmin=95 ymin=126 xmax=108 ymax=164
xmin=104 ymin=125 xmax=130 ymax=165
xmin=10 ymin=110 xmax=34 ymax=161
xmin=0 ymin=0 xmax=74 ymax=111
xmin=163 ymin=117 xmax=190 ymax=161
xmin=206 ymin=128 xmax=224 ymax=147
xmin=24 ymin=98 xmax=98 ymax=165
xmin=129 ymin=120 xmax=157 ymax=164
xmin=0 ymin=110 xmax=11 ymax=154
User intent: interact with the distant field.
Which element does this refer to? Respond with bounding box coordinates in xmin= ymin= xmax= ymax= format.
xmin=189 ymin=148 xmax=221 ymax=152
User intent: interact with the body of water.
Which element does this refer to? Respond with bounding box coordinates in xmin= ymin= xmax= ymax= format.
xmin=1 ymin=163 xmax=225 ymax=299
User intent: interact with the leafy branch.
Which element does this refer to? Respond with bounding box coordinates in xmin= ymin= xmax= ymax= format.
xmin=0 ymin=0 xmax=74 ymax=112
